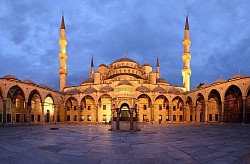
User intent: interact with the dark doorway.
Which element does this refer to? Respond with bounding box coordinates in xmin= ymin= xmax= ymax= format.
xmin=120 ymin=103 xmax=130 ymax=121
xmin=46 ymin=110 xmax=50 ymax=123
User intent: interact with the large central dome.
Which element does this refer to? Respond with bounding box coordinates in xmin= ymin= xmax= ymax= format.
xmin=112 ymin=57 xmax=138 ymax=64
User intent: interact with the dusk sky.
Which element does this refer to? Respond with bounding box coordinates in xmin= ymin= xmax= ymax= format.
xmin=0 ymin=0 xmax=249 ymax=90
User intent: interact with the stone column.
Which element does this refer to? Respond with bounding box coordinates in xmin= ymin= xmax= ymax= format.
xmin=169 ymin=102 xmax=172 ymax=122
xmin=242 ymin=96 xmax=246 ymax=124
xmin=2 ymin=98 xmax=7 ymax=123
xmin=41 ymin=102 xmax=45 ymax=124
xmin=77 ymin=103 xmax=81 ymax=122
xmin=116 ymin=108 xmax=120 ymax=130
xmin=54 ymin=104 xmax=58 ymax=123
xmin=221 ymin=101 xmax=224 ymax=123
xmin=95 ymin=104 xmax=98 ymax=122
xmin=26 ymin=101 xmax=31 ymax=123
xmin=205 ymin=102 xmax=208 ymax=122
xmin=150 ymin=105 xmax=154 ymax=122
xmin=183 ymin=105 xmax=185 ymax=122
xmin=130 ymin=108 xmax=133 ymax=130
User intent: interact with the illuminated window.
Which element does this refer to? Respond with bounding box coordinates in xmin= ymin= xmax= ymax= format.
xmin=87 ymin=115 xmax=91 ymax=121
xmin=80 ymin=115 xmax=84 ymax=121
xmin=166 ymin=115 xmax=169 ymax=121
xmin=143 ymin=115 xmax=148 ymax=121
xmin=158 ymin=115 xmax=162 ymax=121
xmin=159 ymin=105 xmax=162 ymax=110
xmin=103 ymin=105 xmax=106 ymax=110
xmin=103 ymin=115 xmax=107 ymax=122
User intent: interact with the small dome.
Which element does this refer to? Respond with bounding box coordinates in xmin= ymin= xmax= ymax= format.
xmin=191 ymin=88 xmax=198 ymax=92
xmin=118 ymin=80 xmax=132 ymax=86
xmin=100 ymin=86 xmax=114 ymax=92
xmin=214 ymin=78 xmax=227 ymax=84
xmin=98 ymin=64 xmax=107 ymax=67
xmin=136 ymin=86 xmax=150 ymax=92
xmin=68 ymin=88 xmax=81 ymax=94
xmin=83 ymin=87 xmax=97 ymax=93
xmin=143 ymin=63 xmax=151 ymax=67
xmin=23 ymin=79 xmax=36 ymax=85
xmin=39 ymin=84 xmax=49 ymax=89
xmin=199 ymin=83 xmax=211 ymax=89
xmin=2 ymin=74 xmax=19 ymax=81
xmin=82 ymin=78 xmax=94 ymax=84
xmin=157 ymin=78 xmax=168 ymax=84
xmin=152 ymin=86 xmax=166 ymax=93
xmin=231 ymin=73 xmax=246 ymax=80
xmin=168 ymin=88 xmax=181 ymax=94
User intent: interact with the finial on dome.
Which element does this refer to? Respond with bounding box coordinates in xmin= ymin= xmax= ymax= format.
xmin=124 ymin=52 xmax=126 ymax=58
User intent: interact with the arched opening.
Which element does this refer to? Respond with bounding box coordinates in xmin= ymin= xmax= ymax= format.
xmin=247 ymin=86 xmax=250 ymax=123
xmin=208 ymin=89 xmax=221 ymax=122
xmin=7 ymin=85 xmax=25 ymax=123
xmin=44 ymin=96 xmax=54 ymax=123
xmin=98 ymin=94 xmax=112 ymax=123
xmin=186 ymin=96 xmax=193 ymax=122
xmin=224 ymin=85 xmax=243 ymax=123
xmin=80 ymin=95 xmax=95 ymax=122
xmin=120 ymin=103 xmax=130 ymax=121
xmin=155 ymin=95 xmax=169 ymax=122
xmin=28 ymin=90 xmax=42 ymax=123
xmin=172 ymin=96 xmax=184 ymax=122
xmin=137 ymin=94 xmax=152 ymax=122
xmin=195 ymin=93 xmax=205 ymax=122
xmin=65 ymin=97 xmax=78 ymax=122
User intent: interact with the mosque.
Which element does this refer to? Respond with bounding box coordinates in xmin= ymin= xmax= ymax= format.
xmin=0 ymin=15 xmax=249 ymax=128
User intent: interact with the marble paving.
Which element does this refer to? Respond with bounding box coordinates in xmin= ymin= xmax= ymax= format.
xmin=0 ymin=123 xmax=250 ymax=164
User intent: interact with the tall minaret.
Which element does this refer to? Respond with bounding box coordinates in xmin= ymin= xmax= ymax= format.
xmin=156 ymin=56 xmax=160 ymax=78
xmin=182 ymin=14 xmax=192 ymax=91
xmin=89 ymin=56 xmax=94 ymax=78
xmin=58 ymin=14 xmax=68 ymax=91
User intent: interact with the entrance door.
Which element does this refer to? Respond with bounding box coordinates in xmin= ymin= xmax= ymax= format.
xmin=120 ymin=103 xmax=130 ymax=121
xmin=46 ymin=110 xmax=50 ymax=123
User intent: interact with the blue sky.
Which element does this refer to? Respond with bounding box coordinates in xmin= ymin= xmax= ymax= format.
xmin=0 ymin=0 xmax=249 ymax=90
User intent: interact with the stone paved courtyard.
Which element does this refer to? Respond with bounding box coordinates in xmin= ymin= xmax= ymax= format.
xmin=0 ymin=123 xmax=250 ymax=164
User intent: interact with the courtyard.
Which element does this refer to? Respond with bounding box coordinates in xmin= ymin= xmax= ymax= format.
xmin=0 ymin=123 xmax=249 ymax=164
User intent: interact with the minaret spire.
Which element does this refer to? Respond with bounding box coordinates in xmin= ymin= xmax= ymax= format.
xmin=58 ymin=13 xmax=68 ymax=91
xmin=156 ymin=56 xmax=160 ymax=78
xmin=182 ymin=13 xmax=192 ymax=91
xmin=90 ymin=56 xmax=94 ymax=78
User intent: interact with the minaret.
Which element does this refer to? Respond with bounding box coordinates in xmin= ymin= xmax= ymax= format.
xmin=58 ymin=14 xmax=68 ymax=91
xmin=182 ymin=14 xmax=192 ymax=91
xmin=89 ymin=56 xmax=94 ymax=78
xmin=156 ymin=56 xmax=160 ymax=78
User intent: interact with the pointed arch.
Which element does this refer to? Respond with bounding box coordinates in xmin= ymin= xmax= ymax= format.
xmin=172 ymin=96 xmax=184 ymax=122
xmin=208 ymin=89 xmax=221 ymax=122
xmin=224 ymin=85 xmax=243 ymax=123
xmin=195 ymin=93 xmax=206 ymax=122
xmin=28 ymin=90 xmax=42 ymax=123
xmin=186 ymin=96 xmax=193 ymax=122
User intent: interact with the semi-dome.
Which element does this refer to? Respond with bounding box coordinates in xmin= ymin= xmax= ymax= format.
xmin=82 ymin=78 xmax=94 ymax=84
xmin=152 ymin=86 xmax=166 ymax=93
xmin=2 ymin=74 xmax=19 ymax=81
xmin=100 ymin=86 xmax=114 ymax=92
xmin=98 ymin=64 xmax=107 ymax=67
xmin=157 ymin=78 xmax=168 ymax=84
xmin=68 ymin=88 xmax=81 ymax=94
xmin=231 ymin=73 xmax=246 ymax=80
xmin=117 ymin=80 xmax=132 ymax=86
xmin=39 ymin=84 xmax=49 ymax=89
xmin=83 ymin=87 xmax=97 ymax=93
xmin=142 ymin=63 xmax=151 ymax=67
xmin=168 ymin=88 xmax=181 ymax=94
xmin=136 ymin=86 xmax=150 ymax=92
xmin=23 ymin=79 xmax=36 ymax=85
xmin=214 ymin=78 xmax=227 ymax=84
xmin=113 ymin=58 xmax=138 ymax=64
